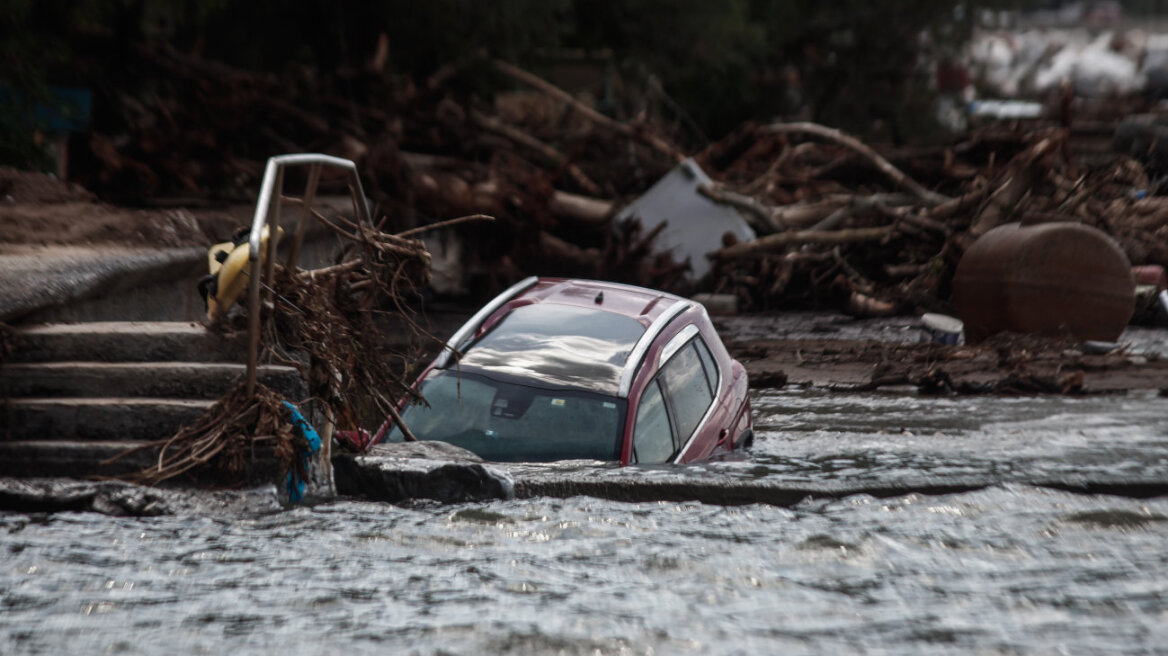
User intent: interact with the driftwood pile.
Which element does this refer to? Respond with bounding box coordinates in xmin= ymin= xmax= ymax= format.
xmin=103 ymin=380 xmax=293 ymax=485
xmin=263 ymin=203 xmax=451 ymax=441
xmin=696 ymin=122 xmax=1168 ymax=314
xmin=72 ymin=41 xmax=1168 ymax=313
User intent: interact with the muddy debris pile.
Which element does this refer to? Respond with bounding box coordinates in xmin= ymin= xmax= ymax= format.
xmin=262 ymin=207 xmax=442 ymax=442
xmin=726 ymin=324 xmax=1168 ymax=397
xmin=67 ymin=43 xmax=685 ymax=293
xmin=696 ymin=122 xmax=1168 ymax=316
xmin=58 ymin=42 xmax=1168 ymax=313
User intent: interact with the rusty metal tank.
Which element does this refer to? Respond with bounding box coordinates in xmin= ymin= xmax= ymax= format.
xmin=953 ymin=221 xmax=1135 ymax=344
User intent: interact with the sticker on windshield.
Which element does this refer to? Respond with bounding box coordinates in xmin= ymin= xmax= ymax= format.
xmin=602 ymin=402 xmax=616 ymax=409
xmin=551 ymin=398 xmax=566 ymax=407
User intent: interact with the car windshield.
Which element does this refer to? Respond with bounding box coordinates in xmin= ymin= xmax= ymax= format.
xmin=386 ymin=369 xmax=626 ymax=462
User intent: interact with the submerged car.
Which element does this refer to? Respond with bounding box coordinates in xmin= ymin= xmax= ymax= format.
xmin=381 ymin=277 xmax=752 ymax=464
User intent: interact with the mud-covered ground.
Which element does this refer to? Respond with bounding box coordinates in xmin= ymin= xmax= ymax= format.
xmin=719 ymin=312 xmax=1168 ymax=394
xmin=0 ymin=167 xmax=244 ymax=251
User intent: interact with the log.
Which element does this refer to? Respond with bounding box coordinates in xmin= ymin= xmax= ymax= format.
xmin=769 ymin=198 xmax=849 ymax=229
xmin=537 ymin=230 xmax=602 ymax=271
xmin=493 ymin=59 xmax=685 ymax=162
xmin=711 ymin=225 xmax=896 ymax=259
xmin=871 ymin=203 xmax=951 ymax=236
xmin=548 ymin=190 xmax=614 ymax=226
xmin=968 ymin=133 xmax=1063 ymax=238
xmin=401 ymin=151 xmax=474 ymax=170
xmin=469 ymin=109 xmax=601 ymax=195
xmin=926 ymin=187 xmax=989 ymax=221
xmin=805 ymin=193 xmax=914 ymax=232
xmin=885 ymin=263 xmax=927 ymax=278
xmin=697 ymin=183 xmax=784 ymax=233
xmin=764 ymin=122 xmax=951 ymax=205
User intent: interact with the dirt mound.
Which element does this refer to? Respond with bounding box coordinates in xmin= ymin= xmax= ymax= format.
xmin=729 ymin=330 xmax=1168 ymax=394
xmin=0 ymin=167 xmax=96 ymax=204
xmin=0 ymin=168 xmax=241 ymax=250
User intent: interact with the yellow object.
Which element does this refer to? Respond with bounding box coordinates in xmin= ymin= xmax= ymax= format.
xmin=207 ymin=225 xmax=283 ymax=320
xmin=204 ymin=241 xmax=234 ymax=319
xmin=207 ymin=241 xmax=234 ymax=275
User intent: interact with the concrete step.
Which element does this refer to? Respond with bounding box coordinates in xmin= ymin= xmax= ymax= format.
xmin=8 ymin=322 xmax=249 ymax=363
xmin=0 ymin=440 xmax=282 ymax=482
xmin=0 ymin=440 xmax=159 ymax=477
xmin=2 ymin=398 xmax=214 ymax=441
xmin=1 ymin=362 xmax=305 ymax=400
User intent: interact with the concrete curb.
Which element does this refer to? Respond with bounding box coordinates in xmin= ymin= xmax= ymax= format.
xmin=0 ymin=246 xmax=205 ymax=322
xmin=334 ymin=443 xmax=1168 ymax=508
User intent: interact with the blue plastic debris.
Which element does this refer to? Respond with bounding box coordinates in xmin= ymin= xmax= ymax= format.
xmin=282 ymin=401 xmax=321 ymax=503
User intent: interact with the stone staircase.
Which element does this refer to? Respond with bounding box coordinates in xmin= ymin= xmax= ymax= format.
xmin=0 ymin=322 xmax=305 ymax=479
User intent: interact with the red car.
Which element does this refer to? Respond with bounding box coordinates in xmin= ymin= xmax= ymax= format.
xmin=380 ymin=277 xmax=752 ymax=464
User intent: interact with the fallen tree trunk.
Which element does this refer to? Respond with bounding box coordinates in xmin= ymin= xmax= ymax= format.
xmin=769 ymin=197 xmax=850 ymax=229
xmin=765 ymin=122 xmax=951 ymax=205
xmin=548 ymin=190 xmax=614 ymax=226
xmin=493 ymin=58 xmax=685 ymax=162
xmin=469 ymin=109 xmax=601 ymax=195
xmin=698 ymin=183 xmax=785 ymax=233
xmin=711 ymin=225 xmax=896 ymax=259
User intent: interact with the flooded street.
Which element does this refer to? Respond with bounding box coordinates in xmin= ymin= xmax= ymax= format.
xmin=7 ymin=0 xmax=1168 ymax=652
xmin=752 ymin=387 xmax=1168 ymax=486
xmin=4 ymin=387 xmax=1168 ymax=655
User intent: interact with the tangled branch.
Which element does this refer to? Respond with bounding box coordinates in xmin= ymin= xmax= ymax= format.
xmin=108 ymin=212 xmax=492 ymax=483
xmin=102 ymin=381 xmax=298 ymax=485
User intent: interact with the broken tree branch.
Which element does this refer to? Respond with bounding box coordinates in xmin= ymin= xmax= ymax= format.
xmin=711 ymin=225 xmax=896 ymax=259
xmin=394 ymin=214 xmax=495 ymax=238
xmin=698 ymin=183 xmax=785 ymax=233
xmin=469 ymin=109 xmax=601 ymax=195
xmin=764 ymin=122 xmax=951 ymax=205
xmin=548 ymin=190 xmax=615 ymax=226
xmin=493 ymin=58 xmax=685 ymax=162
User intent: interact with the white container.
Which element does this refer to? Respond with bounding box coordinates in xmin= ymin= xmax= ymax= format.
xmin=921 ymin=313 xmax=965 ymax=345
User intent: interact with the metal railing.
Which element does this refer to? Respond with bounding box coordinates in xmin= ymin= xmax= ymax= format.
xmin=243 ymin=154 xmax=371 ymax=394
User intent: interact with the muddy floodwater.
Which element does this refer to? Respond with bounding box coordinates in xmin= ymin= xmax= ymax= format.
xmin=4 ymin=388 xmax=1168 ymax=655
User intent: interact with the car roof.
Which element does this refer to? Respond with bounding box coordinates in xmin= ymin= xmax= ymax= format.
xmin=443 ymin=278 xmax=691 ymax=396
xmin=512 ymin=278 xmax=686 ymax=326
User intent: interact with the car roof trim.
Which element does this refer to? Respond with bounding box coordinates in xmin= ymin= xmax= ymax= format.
xmin=435 ymin=275 xmax=539 ymax=369
xmin=658 ymin=323 xmax=700 ymax=366
xmin=617 ymin=300 xmax=691 ymax=398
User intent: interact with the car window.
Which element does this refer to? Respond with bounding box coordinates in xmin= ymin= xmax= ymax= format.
xmin=659 ymin=341 xmax=714 ymax=442
xmin=633 ymin=379 xmax=674 ymax=463
xmin=693 ymin=336 xmax=719 ymax=392
xmin=387 ymin=370 xmax=625 ymax=462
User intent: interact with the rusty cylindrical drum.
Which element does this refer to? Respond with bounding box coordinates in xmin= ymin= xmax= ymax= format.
xmin=953 ymin=221 xmax=1135 ymax=344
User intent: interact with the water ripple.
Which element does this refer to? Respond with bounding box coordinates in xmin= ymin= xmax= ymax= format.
xmin=3 ymin=389 xmax=1168 ymax=654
